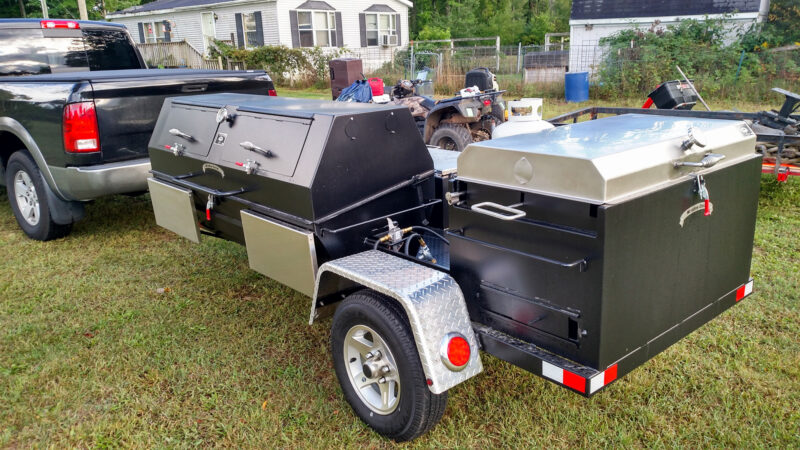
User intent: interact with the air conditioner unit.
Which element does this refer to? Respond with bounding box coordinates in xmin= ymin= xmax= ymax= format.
xmin=381 ymin=34 xmax=398 ymax=46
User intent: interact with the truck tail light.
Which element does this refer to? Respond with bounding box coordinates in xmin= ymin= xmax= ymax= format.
xmin=63 ymin=102 xmax=100 ymax=153
xmin=41 ymin=20 xmax=80 ymax=29
xmin=268 ymin=89 xmax=277 ymax=96
xmin=441 ymin=333 xmax=470 ymax=370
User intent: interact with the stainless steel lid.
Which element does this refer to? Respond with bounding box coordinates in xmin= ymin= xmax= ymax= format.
xmin=457 ymin=114 xmax=757 ymax=203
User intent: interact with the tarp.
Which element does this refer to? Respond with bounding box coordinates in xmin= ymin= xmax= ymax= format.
xmin=336 ymin=79 xmax=372 ymax=103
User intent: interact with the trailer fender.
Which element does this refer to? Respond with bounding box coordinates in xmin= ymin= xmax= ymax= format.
xmin=310 ymin=250 xmax=483 ymax=394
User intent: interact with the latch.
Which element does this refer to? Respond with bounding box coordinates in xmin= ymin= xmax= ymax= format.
xmin=235 ymin=159 xmax=260 ymax=175
xmin=694 ymin=174 xmax=711 ymax=216
xmin=205 ymin=194 xmax=216 ymax=221
xmin=165 ymin=143 xmax=185 ymax=157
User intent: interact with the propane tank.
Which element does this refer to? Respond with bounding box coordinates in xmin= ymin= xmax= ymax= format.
xmin=492 ymin=98 xmax=554 ymax=139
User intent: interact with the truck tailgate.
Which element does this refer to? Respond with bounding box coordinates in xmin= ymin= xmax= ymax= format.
xmin=89 ymin=69 xmax=273 ymax=163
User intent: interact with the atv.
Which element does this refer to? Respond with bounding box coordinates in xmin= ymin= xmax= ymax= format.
xmin=391 ymin=68 xmax=506 ymax=151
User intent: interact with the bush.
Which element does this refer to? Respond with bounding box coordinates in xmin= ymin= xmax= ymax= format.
xmin=594 ymin=18 xmax=799 ymax=102
xmin=210 ymin=41 xmax=342 ymax=86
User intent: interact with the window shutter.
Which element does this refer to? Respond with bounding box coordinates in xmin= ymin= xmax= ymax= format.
xmin=335 ymin=12 xmax=343 ymax=48
xmin=253 ymin=11 xmax=264 ymax=46
xmin=137 ymin=22 xmax=145 ymax=43
xmin=359 ymin=13 xmax=367 ymax=48
xmin=235 ymin=13 xmax=245 ymax=48
xmin=395 ymin=14 xmax=401 ymax=46
xmin=163 ymin=20 xmax=171 ymax=42
xmin=289 ymin=10 xmax=300 ymax=48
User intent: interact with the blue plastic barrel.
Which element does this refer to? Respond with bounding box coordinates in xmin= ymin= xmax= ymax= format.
xmin=565 ymin=72 xmax=589 ymax=103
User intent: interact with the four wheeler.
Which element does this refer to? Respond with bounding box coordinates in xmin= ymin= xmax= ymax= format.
xmin=391 ymin=67 xmax=506 ymax=151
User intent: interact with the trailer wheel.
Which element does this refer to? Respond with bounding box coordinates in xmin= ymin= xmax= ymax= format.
xmin=5 ymin=151 xmax=72 ymax=241
xmin=331 ymin=290 xmax=447 ymax=442
xmin=429 ymin=123 xmax=472 ymax=152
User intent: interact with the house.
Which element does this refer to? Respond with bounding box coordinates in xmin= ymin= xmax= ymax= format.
xmin=568 ymin=0 xmax=771 ymax=73
xmin=106 ymin=0 xmax=410 ymax=69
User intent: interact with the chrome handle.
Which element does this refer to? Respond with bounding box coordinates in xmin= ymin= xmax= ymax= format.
xmin=169 ymin=128 xmax=194 ymax=141
xmin=674 ymin=153 xmax=726 ymax=169
xmin=470 ymin=202 xmax=526 ymax=221
xmin=240 ymin=141 xmax=273 ymax=158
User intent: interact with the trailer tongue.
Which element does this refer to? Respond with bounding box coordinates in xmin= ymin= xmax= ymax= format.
xmin=147 ymin=94 xmax=760 ymax=441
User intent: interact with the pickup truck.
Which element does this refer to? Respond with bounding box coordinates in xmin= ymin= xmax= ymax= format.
xmin=0 ymin=18 xmax=275 ymax=240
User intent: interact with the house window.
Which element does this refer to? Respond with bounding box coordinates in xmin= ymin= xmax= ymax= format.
xmin=243 ymin=12 xmax=259 ymax=48
xmin=143 ymin=21 xmax=167 ymax=43
xmin=297 ymin=10 xmax=336 ymax=47
xmin=365 ymin=13 xmax=395 ymax=46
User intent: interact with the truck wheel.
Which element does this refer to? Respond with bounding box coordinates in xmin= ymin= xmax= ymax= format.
xmin=331 ymin=290 xmax=447 ymax=442
xmin=5 ymin=151 xmax=72 ymax=241
xmin=429 ymin=124 xmax=472 ymax=152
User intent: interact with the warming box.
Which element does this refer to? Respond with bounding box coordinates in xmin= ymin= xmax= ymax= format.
xmin=447 ymin=115 xmax=761 ymax=370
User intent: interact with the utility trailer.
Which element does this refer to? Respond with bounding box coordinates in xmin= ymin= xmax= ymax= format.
xmin=146 ymin=94 xmax=760 ymax=441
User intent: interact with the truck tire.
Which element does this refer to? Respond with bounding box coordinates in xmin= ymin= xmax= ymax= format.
xmin=429 ymin=123 xmax=472 ymax=152
xmin=331 ymin=290 xmax=447 ymax=442
xmin=5 ymin=151 xmax=72 ymax=241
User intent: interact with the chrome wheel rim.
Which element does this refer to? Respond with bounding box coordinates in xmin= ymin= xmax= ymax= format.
xmin=343 ymin=325 xmax=401 ymax=415
xmin=13 ymin=170 xmax=40 ymax=226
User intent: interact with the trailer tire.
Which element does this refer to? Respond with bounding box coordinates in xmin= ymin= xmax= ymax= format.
xmin=5 ymin=150 xmax=72 ymax=241
xmin=429 ymin=123 xmax=472 ymax=152
xmin=331 ymin=290 xmax=447 ymax=442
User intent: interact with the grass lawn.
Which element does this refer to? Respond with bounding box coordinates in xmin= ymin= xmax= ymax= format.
xmin=1 ymin=92 xmax=799 ymax=447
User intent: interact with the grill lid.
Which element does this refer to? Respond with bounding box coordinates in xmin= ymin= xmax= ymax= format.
xmin=457 ymin=114 xmax=757 ymax=203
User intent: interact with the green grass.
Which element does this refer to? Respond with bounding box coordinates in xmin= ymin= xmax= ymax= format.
xmin=1 ymin=95 xmax=799 ymax=447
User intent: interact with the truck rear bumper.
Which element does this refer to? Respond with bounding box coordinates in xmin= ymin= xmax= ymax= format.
xmin=49 ymin=158 xmax=151 ymax=201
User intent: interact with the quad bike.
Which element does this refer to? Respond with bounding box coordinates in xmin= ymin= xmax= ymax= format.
xmin=391 ymin=68 xmax=506 ymax=151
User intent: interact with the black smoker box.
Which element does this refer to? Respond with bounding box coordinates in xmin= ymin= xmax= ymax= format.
xmin=146 ymin=94 xmax=434 ymax=296
xmin=449 ymin=115 xmax=761 ymax=372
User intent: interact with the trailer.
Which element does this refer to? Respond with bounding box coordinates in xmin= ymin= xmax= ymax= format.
xmin=548 ymin=87 xmax=800 ymax=180
xmin=146 ymin=94 xmax=760 ymax=441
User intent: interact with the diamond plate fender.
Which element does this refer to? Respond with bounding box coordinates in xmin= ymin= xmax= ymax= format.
xmin=310 ymin=250 xmax=483 ymax=394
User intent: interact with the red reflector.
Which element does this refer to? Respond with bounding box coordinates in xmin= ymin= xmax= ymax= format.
xmin=63 ymin=102 xmax=100 ymax=153
xmin=704 ymin=199 xmax=711 ymax=216
xmin=268 ymin=89 xmax=277 ymax=96
xmin=483 ymin=99 xmax=491 ymax=106
xmin=446 ymin=336 xmax=470 ymax=367
xmin=206 ymin=209 xmax=211 ymax=221
xmin=235 ymin=162 xmax=244 ymax=166
xmin=736 ymin=280 xmax=754 ymax=302
xmin=563 ymin=370 xmax=585 ymax=393
xmin=426 ymin=378 xmax=433 ymax=386
xmin=41 ymin=20 xmax=80 ymax=29
xmin=604 ymin=364 xmax=618 ymax=385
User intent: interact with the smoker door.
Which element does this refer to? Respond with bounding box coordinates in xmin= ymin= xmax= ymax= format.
xmin=447 ymin=182 xmax=604 ymax=366
xmin=217 ymin=112 xmax=311 ymax=177
xmin=150 ymin=103 xmax=221 ymax=158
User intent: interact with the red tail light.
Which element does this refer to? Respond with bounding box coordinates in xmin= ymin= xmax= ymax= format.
xmin=441 ymin=333 xmax=470 ymax=370
xmin=63 ymin=102 xmax=100 ymax=153
xmin=41 ymin=20 xmax=80 ymax=29
xmin=482 ymin=99 xmax=492 ymax=106
xmin=268 ymin=89 xmax=277 ymax=96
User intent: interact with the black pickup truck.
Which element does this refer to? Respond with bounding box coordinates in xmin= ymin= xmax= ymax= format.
xmin=0 ymin=18 xmax=275 ymax=240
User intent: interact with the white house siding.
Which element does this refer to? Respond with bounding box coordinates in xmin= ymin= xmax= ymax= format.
xmin=108 ymin=0 xmax=408 ymax=69
xmin=109 ymin=1 xmax=280 ymax=55
xmin=568 ymin=13 xmax=759 ymax=75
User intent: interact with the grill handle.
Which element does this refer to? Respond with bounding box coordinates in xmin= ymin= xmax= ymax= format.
xmin=673 ymin=153 xmax=726 ymax=169
xmin=240 ymin=141 xmax=274 ymax=158
xmin=169 ymin=128 xmax=194 ymax=141
xmin=471 ymin=202 xmax=526 ymax=221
